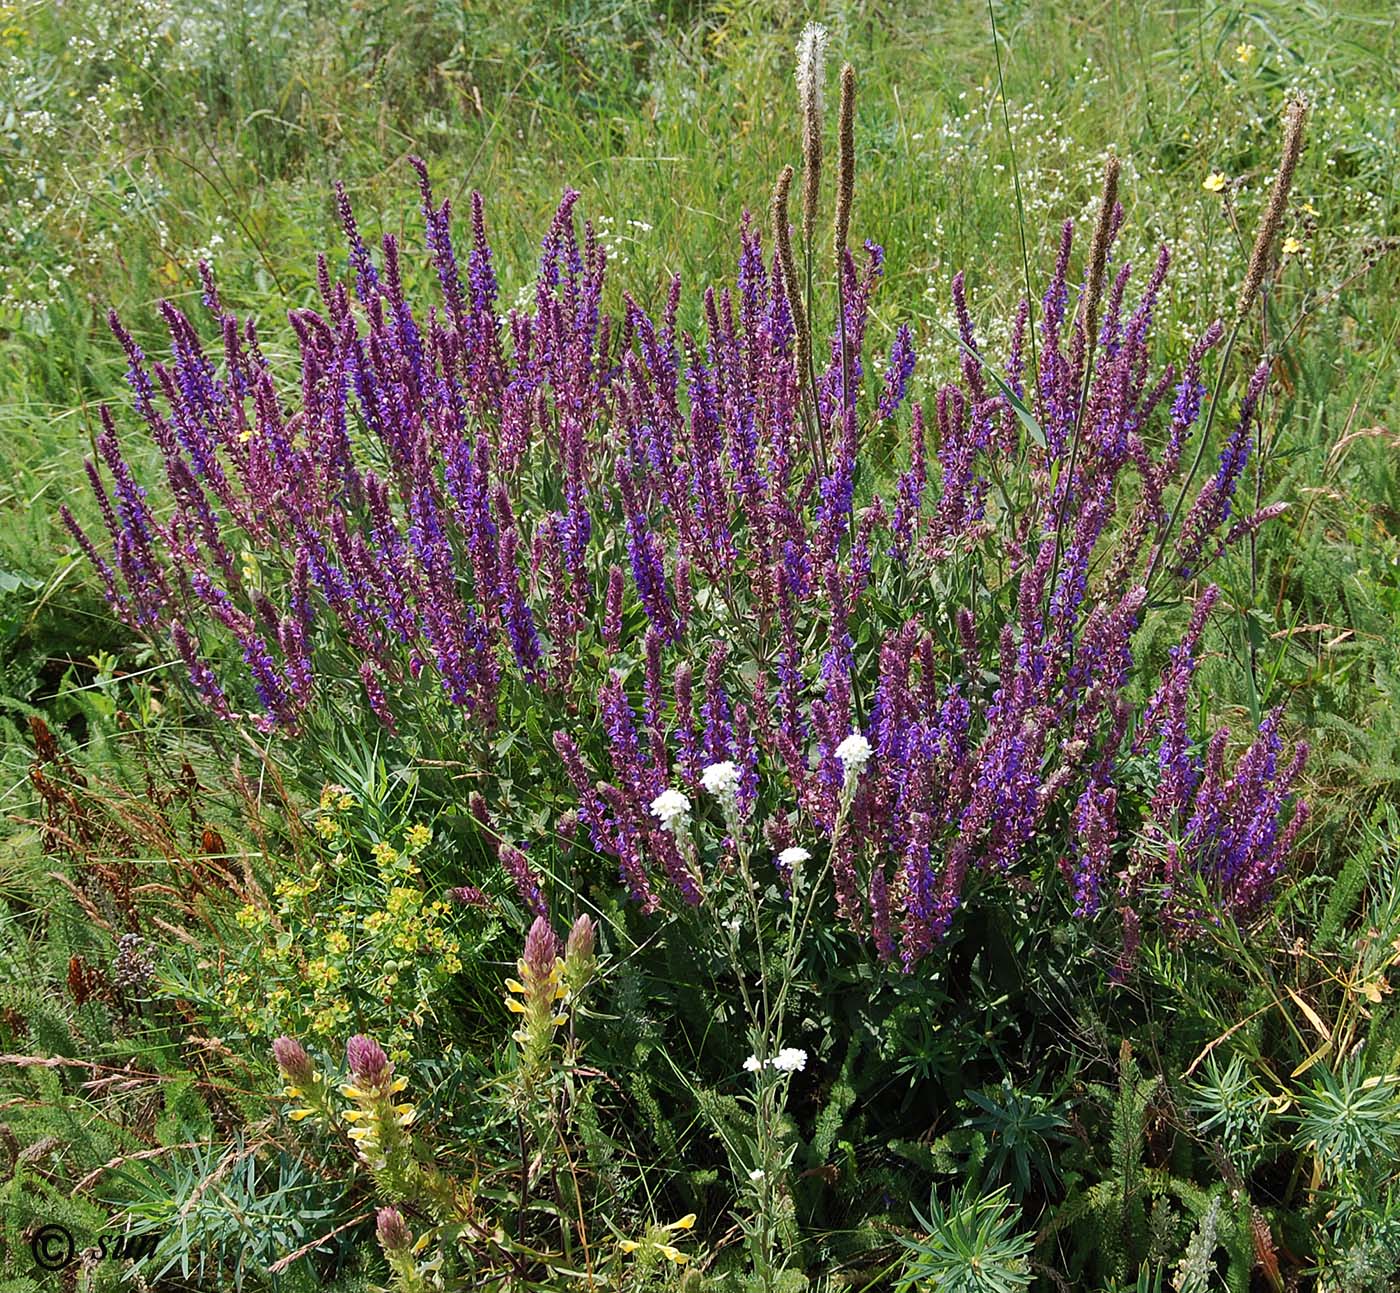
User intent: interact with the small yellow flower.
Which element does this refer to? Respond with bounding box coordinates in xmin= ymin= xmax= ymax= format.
xmin=372 ymin=841 xmax=399 ymax=866
xmin=1235 ymin=42 xmax=1256 ymax=65
xmin=1282 ymin=236 xmax=1304 ymax=257
xmin=1203 ymin=172 xmax=1228 ymax=194
xmin=319 ymin=783 xmax=353 ymax=811
xmin=1302 ymin=201 xmax=1318 ymax=217
xmin=404 ymin=823 xmax=432 ymax=851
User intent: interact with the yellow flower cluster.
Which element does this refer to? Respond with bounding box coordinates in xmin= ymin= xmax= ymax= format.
xmin=617 ymin=1214 xmax=697 ymax=1265
xmin=220 ymin=802 xmax=474 ymax=1054
xmin=314 ymin=784 xmax=356 ymax=842
xmin=320 ymin=783 xmax=356 ymax=812
xmin=505 ymin=918 xmax=570 ymax=1084
xmin=343 ymin=1072 xmax=416 ymax=1173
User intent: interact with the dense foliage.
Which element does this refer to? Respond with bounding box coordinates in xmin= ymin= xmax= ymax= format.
xmin=2 ymin=3 xmax=1398 ymax=1292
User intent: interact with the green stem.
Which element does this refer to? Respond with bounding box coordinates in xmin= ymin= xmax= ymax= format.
xmin=986 ymin=0 xmax=1039 ymax=386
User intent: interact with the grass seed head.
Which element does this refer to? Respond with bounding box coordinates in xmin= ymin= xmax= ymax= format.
xmin=796 ymin=22 xmax=828 ymax=245
xmin=1238 ymin=95 xmax=1309 ymax=319
xmin=1082 ymin=153 xmax=1121 ymax=348
xmin=834 ymin=63 xmax=857 ymax=263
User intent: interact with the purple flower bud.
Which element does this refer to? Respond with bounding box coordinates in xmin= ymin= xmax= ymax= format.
xmin=376 ymin=1206 xmax=413 ymax=1255
xmin=346 ymin=1035 xmax=391 ymax=1088
xmin=272 ymin=1035 xmax=314 ymax=1086
xmin=522 ymin=915 xmax=559 ymax=981
xmin=565 ymin=913 xmax=596 ymax=964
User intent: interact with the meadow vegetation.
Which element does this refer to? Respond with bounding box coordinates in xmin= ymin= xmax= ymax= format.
xmin=0 ymin=2 xmax=1398 ymax=1290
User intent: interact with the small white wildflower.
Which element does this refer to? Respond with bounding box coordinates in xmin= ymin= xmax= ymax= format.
xmin=700 ymin=761 xmax=740 ymax=798
xmin=743 ymin=1055 xmax=763 ymax=1073
xmin=649 ymin=788 xmax=691 ymax=832
xmin=748 ymin=1168 xmax=766 ymax=1182
xmin=835 ymin=733 xmax=872 ymax=783
xmin=777 ymin=846 xmax=811 ymax=869
xmin=770 ymin=1047 xmax=808 ymax=1073
xmin=723 ymin=916 xmax=741 ymax=933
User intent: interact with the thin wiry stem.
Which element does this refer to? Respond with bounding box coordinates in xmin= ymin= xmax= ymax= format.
xmin=985 ymin=0 xmax=1039 ymax=388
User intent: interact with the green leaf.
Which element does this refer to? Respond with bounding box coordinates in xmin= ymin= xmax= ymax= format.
xmin=936 ymin=322 xmax=1047 ymax=450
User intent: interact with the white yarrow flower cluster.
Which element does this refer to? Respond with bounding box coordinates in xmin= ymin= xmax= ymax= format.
xmin=743 ymin=1048 xmax=808 ymax=1075
xmin=777 ymin=846 xmax=811 ymax=869
xmin=835 ymin=732 xmax=872 ymax=785
xmin=700 ymin=760 xmax=740 ymax=798
xmin=771 ymin=1047 xmax=808 ymax=1073
xmin=649 ymin=788 xmax=691 ymax=833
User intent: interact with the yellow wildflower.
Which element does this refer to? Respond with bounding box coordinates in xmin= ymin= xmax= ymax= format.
xmin=1203 ymin=172 xmax=1228 ymax=194
xmin=1282 ymin=236 xmax=1304 ymax=257
xmin=1235 ymin=42 xmax=1256 ymax=65
xmin=617 ymin=1216 xmax=697 ymax=1265
xmin=404 ymin=823 xmax=432 ymax=851
xmin=372 ymin=840 xmax=399 ymax=866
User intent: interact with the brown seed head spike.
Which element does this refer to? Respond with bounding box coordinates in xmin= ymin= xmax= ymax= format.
xmin=771 ymin=165 xmax=811 ymax=390
xmin=796 ymin=22 xmax=827 ymax=246
xmin=1081 ymin=153 xmax=1121 ymax=350
xmin=1238 ymin=95 xmax=1309 ymax=320
xmin=834 ymin=63 xmax=857 ymax=262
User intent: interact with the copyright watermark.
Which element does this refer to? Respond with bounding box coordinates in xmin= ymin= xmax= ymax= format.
xmin=26 ymin=1222 xmax=159 ymax=1273
xmin=29 ymin=1224 xmax=75 ymax=1271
